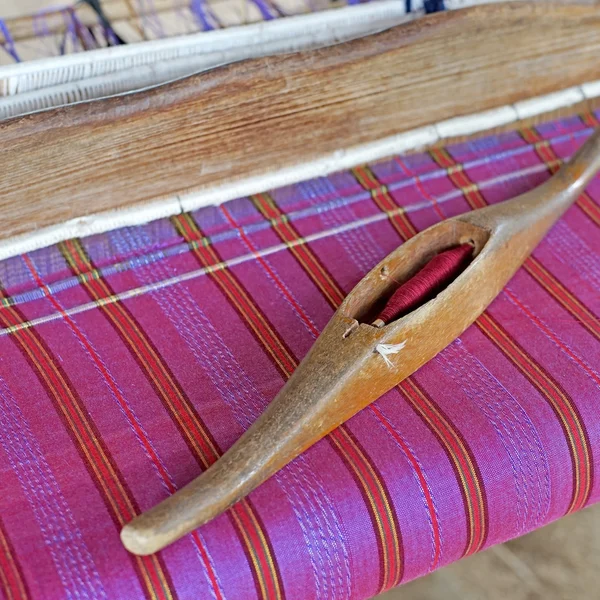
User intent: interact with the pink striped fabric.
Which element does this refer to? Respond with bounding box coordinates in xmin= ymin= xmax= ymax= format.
xmin=0 ymin=112 xmax=598 ymax=600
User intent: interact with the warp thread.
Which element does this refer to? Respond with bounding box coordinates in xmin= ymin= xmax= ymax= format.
xmin=0 ymin=18 xmax=20 ymax=62
xmin=377 ymin=243 xmax=473 ymax=325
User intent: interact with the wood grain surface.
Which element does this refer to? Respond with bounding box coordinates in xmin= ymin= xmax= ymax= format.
xmin=2 ymin=1 xmax=600 ymax=242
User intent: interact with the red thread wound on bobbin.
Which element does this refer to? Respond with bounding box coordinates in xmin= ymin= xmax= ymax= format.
xmin=376 ymin=244 xmax=473 ymax=324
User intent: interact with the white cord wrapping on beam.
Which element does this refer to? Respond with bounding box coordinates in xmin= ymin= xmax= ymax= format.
xmin=375 ymin=342 xmax=406 ymax=368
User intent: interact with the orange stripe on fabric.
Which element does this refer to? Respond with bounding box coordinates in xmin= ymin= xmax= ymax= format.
xmin=429 ymin=140 xmax=594 ymax=513
xmin=350 ymin=166 xmax=488 ymax=556
xmin=174 ymin=211 xmax=404 ymax=594
xmin=0 ymin=293 xmax=173 ymax=600
xmin=173 ymin=214 xmax=297 ymax=378
xmin=60 ymin=241 xmax=221 ymax=466
xmin=251 ymin=193 xmax=345 ymax=308
xmin=219 ymin=204 xmax=320 ymax=337
xmin=521 ymin=125 xmax=600 ymax=227
xmin=329 ymin=428 xmax=403 ymax=592
xmin=166 ymin=219 xmax=286 ymax=600
xmin=353 ymin=166 xmax=418 ymax=239
xmin=243 ymin=196 xmax=405 ymax=591
xmin=477 ymin=313 xmax=592 ymax=512
xmin=429 ymin=149 xmax=487 ymax=210
xmin=393 ymin=157 xmax=447 ymax=221
xmin=504 ymin=289 xmax=600 ymax=387
xmin=523 ymin=258 xmax=600 ymax=342
xmin=0 ymin=518 xmax=29 ymax=600
xmin=370 ymin=405 xmax=441 ymax=571
xmin=399 ymin=379 xmax=486 ymax=556
xmin=22 ymin=256 xmax=223 ymax=600
xmin=59 ymin=241 xmax=235 ymax=599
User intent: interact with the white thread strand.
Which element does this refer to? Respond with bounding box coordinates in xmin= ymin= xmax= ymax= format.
xmin=375 ymin=342 xmax=406 ymax=368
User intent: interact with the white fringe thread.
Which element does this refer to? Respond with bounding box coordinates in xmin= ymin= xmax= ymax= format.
xmin=375 ymin=342 xmax=406 ymax=368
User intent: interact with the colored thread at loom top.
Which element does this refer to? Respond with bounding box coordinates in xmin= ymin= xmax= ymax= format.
xmin=0 ymin=19 xmax=20 ymax=63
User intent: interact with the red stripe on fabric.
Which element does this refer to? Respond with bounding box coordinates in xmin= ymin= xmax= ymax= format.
xmin=23 ymin=256 xmax=176 ymax=488
xmin=399 ymin=379 xmax=486 ymax=555
xmin=329 ymin=428 xmax=403 ymax=593
xmin=370 ymin=405 xmax=441 ymax=570
xmin=393 ymin=157 xmax=446 ymax=221
xmin=351 ymin=165 xmax=487 ymax=555
xmin=219 ymin=204 xmax=320 ymax=337
xmin=7 ymin=323 xmax=133 ymax=519
xmin=524 ymin=258 xmax=600 ymax=341
xmin=353 ymin=166 xmax=418 ymax=239
xmin=521 ymin=125 xmax=600 ymax=226
xmin=60 ymin=242 xmax=222 ymax=464
xmin=505 ymin=289 xmax=600 ymax=387
xmin=0 ymin=301 xmax=173 ymax=600
xmin=22 ymin=256 xmax=224 ymax=599
xmin=430 ymin=149 xmax=487 ymax=210
xmin=248 ymin=195 xmax=406 ymax=590
xmin=494 ymin=294 xmax=594 ymax=511
xmin=191 ymin=533 xmax=222 ymax=600
xmin=247 ymin=500 xmax=285 ymax=600
xmin=351 ymin=167 xmax=487 ymax=554
xmin=174 ymin=212 xmax=405 ymax=594
xmin=173 ymin=216 xmax=297 ymax=378
xmin=429 ymin=142 xmax=594 ymax=513
xmin=0 ymin=517 xmax=29 ymax=600
xmin=59 ymin=242 xmax=231 ymax=599
xmin=476 ymin=313 xmax=592 ymax=512
xmin=252 ymin=193 xmax=345 ymax=308
xmin=332 ymin=429 xmax=396 ymax=569
xmin=230 ymin=506 xmax=276 ymax=600
xmin=103 ymin=302 xmax=219 ymax=462
xmin=93 ymin=292 xmax=218 ymax=462
xmin=582 ymin=112 xmax=600 ymax=128
xmin=231 ymin=501 xmax=284 ymax=600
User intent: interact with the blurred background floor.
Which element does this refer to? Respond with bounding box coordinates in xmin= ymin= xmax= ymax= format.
xmin=379 ymin=503 xmax=600 ymax=600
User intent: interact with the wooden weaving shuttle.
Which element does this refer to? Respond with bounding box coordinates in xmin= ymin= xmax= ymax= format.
xmin=121 ymin=128 xmax=600 ymax=556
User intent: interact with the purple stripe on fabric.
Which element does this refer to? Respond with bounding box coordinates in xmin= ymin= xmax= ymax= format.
xmin=106 ymin=224 xmax=353 ymax=599
xmin=544 ymin=221 xmax=600 ymax=299
xmin=250 ymin=0 xmax=277 ymax=20
xmin=19 ymin=257 xmax=227 ymax=598
xmin=370 ymin=403 xmax=444 ymax=573
xmin=105 ymin=230 xmax=350 ymax=598
xmin=502 ymin=283 xmax=600 ymax=386
xmin=438 ymin=340 xmax=551 ymax=533
xmin=0 ymin=374 xmax=106 ymax=599
xmin=0 ymin=333 xmax=147 ymax=600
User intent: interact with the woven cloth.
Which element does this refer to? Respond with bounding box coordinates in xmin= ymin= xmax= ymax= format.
xmin=0 ymin=112 xmax=598 ymax=600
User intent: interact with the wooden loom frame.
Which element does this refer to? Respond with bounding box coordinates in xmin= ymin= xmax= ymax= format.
xmin=0 ymin=0 xmax=599 ymax=260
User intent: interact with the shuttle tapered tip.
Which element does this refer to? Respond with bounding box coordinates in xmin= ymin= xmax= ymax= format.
xmin=121 ymin=521 xmax=162 ymax=556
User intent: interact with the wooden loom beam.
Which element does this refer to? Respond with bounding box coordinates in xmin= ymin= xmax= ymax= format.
xmin=1 ymin=1 xmax=600 ymax=248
